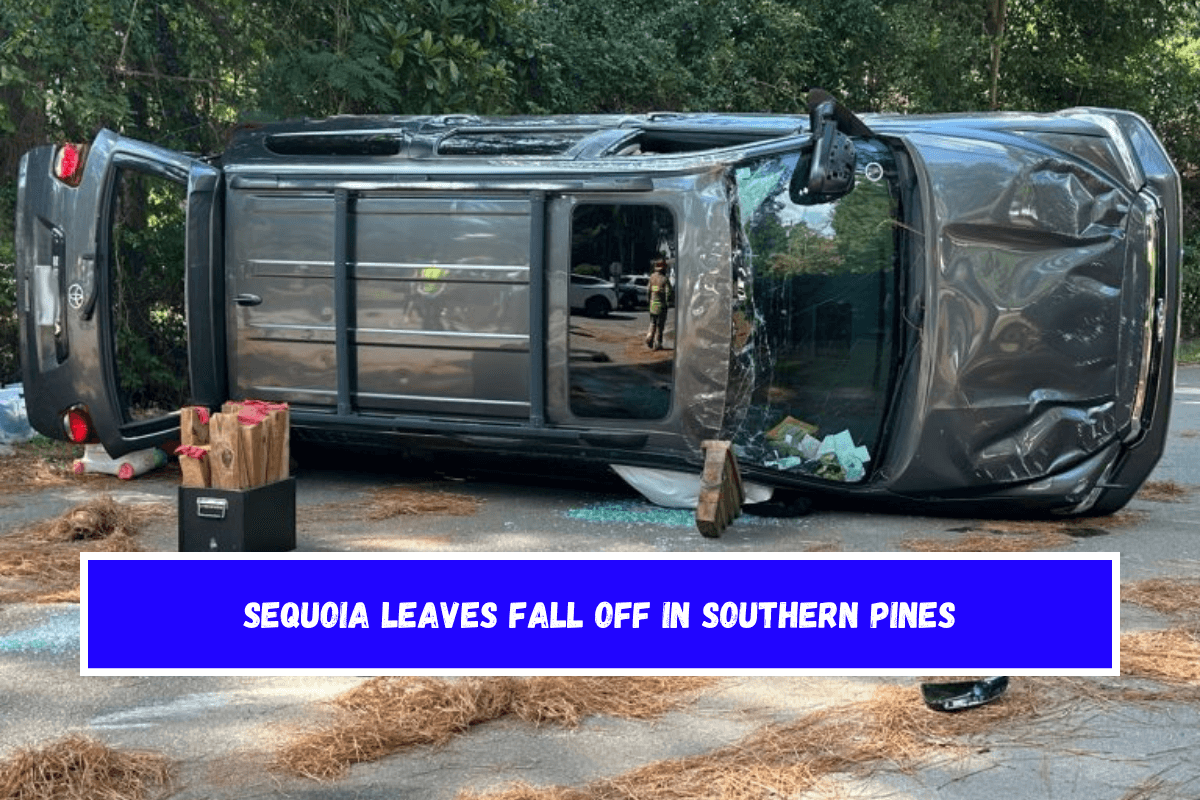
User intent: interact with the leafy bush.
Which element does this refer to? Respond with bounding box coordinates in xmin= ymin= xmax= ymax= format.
xmin=1181 ymin=229 xmax=1200 ymax=340
xmin=1 ymin=182 xmax=18 ymax=386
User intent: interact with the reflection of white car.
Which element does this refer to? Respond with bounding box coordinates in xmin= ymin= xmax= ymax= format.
xmin=569 ymin=274 xmax=619 ymax=317
xmin=618 ymin=274 xmax=651 ymax=309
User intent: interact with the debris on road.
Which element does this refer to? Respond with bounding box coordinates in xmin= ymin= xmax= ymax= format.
xmin=899 ymin=513 xmax=1142 ymax=553
xmin=0 ymin=496 xmax=161 ymax=603
xmin=1123 ymin=577 xmax=1200 ymax=619
xmin=0 ymin=439 xmax=78 ymax=494
xmin=455 ymin=682 xmax=1042 ymax=800
xmin=921 ymin=676 xmax=1010 ymax=712
xmin=1136 ymin=480 xmax=1191 ymax=503
xmin=72 ymin=443 xmax=167 ymax=480
xmin=0 ymin=734 xmax=173 ymax=800
xmin=274 ymin=676 xmax=714 ymax=781
xmin=1122 ymin=629 xmax=1200 ymax=684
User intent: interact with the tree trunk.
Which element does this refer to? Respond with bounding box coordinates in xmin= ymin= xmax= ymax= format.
xmin=986 ymin=0 xmax=1008 ymax=109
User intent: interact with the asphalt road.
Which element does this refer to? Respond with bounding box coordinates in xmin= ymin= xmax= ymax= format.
xmin=1 ymin=368 xmax=1199 ymax=799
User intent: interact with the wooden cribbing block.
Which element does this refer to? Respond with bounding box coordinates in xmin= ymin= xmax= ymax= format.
xmin=265 ymin=407 xmax=290 ymax=482
xmin=177 ymin=445 xmax=211 ymax=488
xmin=695 ymin=440 xmax=745 ymax=539
xmin=208 ymin=412 xmax=247 ymax=490
xmin=239 ymin=420 xmax=269 ymax=488
xmin=180 ymin=406 xmax=211 ymax=446
xmin=182 ymin=400 xmax=289 ymax=490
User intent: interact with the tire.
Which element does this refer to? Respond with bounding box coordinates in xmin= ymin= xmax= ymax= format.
xmin=585 ymin=295 xmax=611 ymax=318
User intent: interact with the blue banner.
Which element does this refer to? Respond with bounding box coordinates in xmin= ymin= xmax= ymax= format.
xmin=81 ymin=554 xmax=1117 ymax=675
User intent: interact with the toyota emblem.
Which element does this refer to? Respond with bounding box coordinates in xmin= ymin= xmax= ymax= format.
xmin=67 ymin=283 xmax=85 ymax=310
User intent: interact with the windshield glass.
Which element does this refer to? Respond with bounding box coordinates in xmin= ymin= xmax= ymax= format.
xmin=730 ymin=138 xmax=900 ymax=483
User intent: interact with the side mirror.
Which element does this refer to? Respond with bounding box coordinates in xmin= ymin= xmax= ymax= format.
xmin=789 ymin=91 xmax=864 ymax=206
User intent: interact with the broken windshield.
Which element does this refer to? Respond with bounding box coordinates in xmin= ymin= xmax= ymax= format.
xmin=730 ymin=138 xmax=901 ymax=483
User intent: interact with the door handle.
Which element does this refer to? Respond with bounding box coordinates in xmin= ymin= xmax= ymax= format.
xmin=234 ymin=293 xmax=262 ymax=307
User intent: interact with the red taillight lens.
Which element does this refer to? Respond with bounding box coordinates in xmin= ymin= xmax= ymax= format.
xmin=63 ymin=407 xmax=93 ymax=443
xmin=54 ymin=143 xmax=86 ymax=185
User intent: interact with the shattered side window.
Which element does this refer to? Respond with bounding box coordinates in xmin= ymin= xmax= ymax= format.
xmin=731 ymin=140 xmax=899 ymax=482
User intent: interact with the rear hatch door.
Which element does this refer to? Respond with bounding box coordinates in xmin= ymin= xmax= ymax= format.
xmin=15 ymin=130 xmax=222 ymax=455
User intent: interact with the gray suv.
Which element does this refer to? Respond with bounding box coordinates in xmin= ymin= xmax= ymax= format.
xmin=14 ymin=97 xmax=1181 ymax=515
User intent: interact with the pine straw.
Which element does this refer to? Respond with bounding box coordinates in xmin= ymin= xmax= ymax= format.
xmin=901 ymin=529 xmax=1074 ymax=552
xmin=309 ymin=485 xmax=482 ymax=523
xmin=1136 ymin=480 xmax=1190 ymax=503
xmin=274 ymin=676 xmax=715 ymax=781
xmin=0 ymin=734 xmax=173 ymax=800
xmin=455 ymin=682 xmax=1044 ymax=800
xmin=0 ymin=441 xmax=77 ymax=495
xmin=1122 ymin=577 xmax=1200 ymax=620
xmin=0 ymin=497 xmax=162 ymax=603
xmin=900 ymin=512 xmax=1140 ymax=552
xmin=1121 ymin=629 xmax=1200 ymax=684
xmin=363 ymin=486 xmax=481 ymax=521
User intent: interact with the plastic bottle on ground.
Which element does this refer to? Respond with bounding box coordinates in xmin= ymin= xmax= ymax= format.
xmin=72 ymin=444 xmax=167 ymax=480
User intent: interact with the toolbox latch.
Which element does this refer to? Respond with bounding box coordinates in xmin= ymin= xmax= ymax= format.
xmin=196 ymin=497 xmax=228 ymax=520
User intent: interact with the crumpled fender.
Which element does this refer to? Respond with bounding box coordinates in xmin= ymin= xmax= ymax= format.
xmin=885 ymin=130 xmax=1153 ymax=493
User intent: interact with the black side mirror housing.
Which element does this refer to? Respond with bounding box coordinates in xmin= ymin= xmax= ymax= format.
xmin=789 ymin=96 xmax=858 ymax=206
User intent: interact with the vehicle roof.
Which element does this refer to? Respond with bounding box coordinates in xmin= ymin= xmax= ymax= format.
xmin=222 ymin=109 xmax=1122 ymax=166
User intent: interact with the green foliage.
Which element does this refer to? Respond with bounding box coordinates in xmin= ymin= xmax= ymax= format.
xmin=252 ymin=0 xmax=526 ymax=117
xmin=1 ymin=182 xmax=17 ymax=385
xmin=1 ymin=0 xmax=1199 ymax=403
xmin=517 ymin=0 xmax=890 ymax=113
xmin=110 ymin=171 xmax=190 ymax=411
xmin=1180 ymin=229 xmax=1200 ymax=340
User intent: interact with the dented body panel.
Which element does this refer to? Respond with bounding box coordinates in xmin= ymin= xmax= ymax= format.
xmin=862 ymin=112 xmax=1177 ymax=513
xmin=14 ymin=108 xmax=1180 ymax=516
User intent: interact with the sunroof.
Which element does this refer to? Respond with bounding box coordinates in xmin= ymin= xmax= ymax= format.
xmin=437 ymin=131 xmax=587 ymax=156
xmin=265 ymin=133 xmax=403 ymax=156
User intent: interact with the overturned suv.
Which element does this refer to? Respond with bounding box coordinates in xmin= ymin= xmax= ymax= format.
xmin=14 ymin=93 xmax=1181 ymax=517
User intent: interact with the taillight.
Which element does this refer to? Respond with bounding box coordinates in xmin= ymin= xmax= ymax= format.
xmin=54 ymin=143 xmax=87 ymax=186
xmin=63 ymin=406 xmax=94 ymax=443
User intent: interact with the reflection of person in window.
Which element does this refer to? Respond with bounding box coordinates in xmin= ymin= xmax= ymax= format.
xmin=644 ymin=256 xmax=672 ymax=350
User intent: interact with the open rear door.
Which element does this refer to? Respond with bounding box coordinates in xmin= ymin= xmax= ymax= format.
xmin=15 ymin=130 xmax=222 ymax=456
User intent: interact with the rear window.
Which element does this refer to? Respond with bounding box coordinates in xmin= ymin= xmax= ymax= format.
xmin=107 ymin=167 xmax=192 ymax=419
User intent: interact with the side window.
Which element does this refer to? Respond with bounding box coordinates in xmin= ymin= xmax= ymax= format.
xmin=108 ymin=167 xmax=191 ymax=421
xmin=732 ymin=141 xmax=899 ymax=481
xmin=568 ymin=204 xmax=676 ymax=420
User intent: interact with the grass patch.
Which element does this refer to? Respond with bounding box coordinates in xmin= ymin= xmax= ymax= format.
xmin=1176 ymin=338 xmax=1200 ymax=364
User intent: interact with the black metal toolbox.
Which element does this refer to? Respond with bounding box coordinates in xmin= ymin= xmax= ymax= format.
xmin=178 ymin=477 xmax=296 ymax=552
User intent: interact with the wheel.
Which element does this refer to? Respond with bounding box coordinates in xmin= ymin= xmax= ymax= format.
xmin=585 ymin=295 xmax=611 ymax=318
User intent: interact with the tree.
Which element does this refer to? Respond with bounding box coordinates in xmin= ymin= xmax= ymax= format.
xmin=251 ymin=0 xmax=531 ymax=118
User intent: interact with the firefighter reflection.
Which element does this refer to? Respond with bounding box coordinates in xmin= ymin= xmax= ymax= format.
xmin=644 ymin=255 xmax=672 ymax=350
xmin=416 ymin=264 xmax=449 ymax=328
